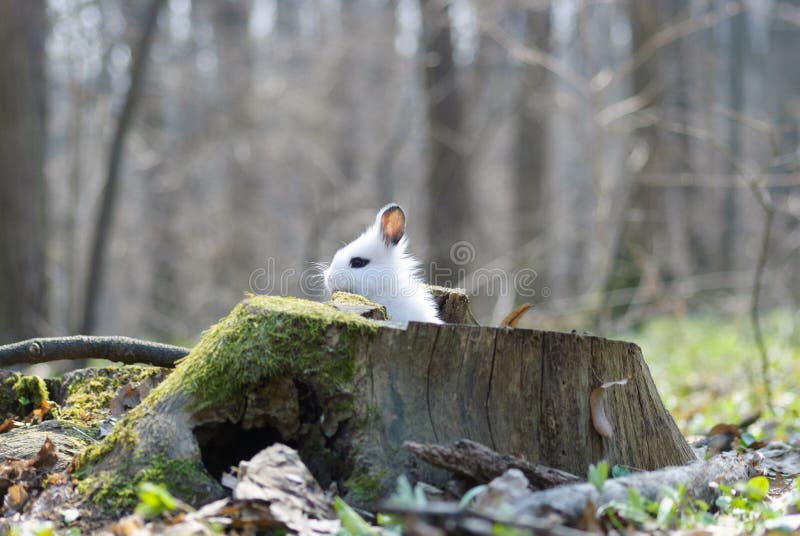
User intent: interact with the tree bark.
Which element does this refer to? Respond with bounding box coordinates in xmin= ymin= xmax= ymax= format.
xmin=0 ymin=0 xmax=47 ymax=343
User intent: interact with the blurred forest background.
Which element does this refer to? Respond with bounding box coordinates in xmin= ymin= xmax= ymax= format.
xmin=2 ymin=0 xmax=800 ymax=363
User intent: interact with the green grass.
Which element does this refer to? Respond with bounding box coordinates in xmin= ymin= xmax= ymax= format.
xmin=618 ymin=310 xmax=800 ymax=439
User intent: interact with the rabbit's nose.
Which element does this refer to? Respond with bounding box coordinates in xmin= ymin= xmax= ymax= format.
xmin=324 ymin=270 xmax=342 ymax=293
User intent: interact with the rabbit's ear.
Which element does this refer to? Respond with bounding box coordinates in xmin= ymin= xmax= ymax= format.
xmin=378 ymin=203 xmax=406 ymax=246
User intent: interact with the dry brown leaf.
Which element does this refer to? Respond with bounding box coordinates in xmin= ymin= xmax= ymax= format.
xmin=590 ymin=377 xmax=631 ymax=439
xmin=110 ymin=515 xmax=145 ymax=536
xmin=218 ymin=504 xmax=244 ymax=517
xmin=163 ymin=511 xmax=186 ymax=525
xmin=110 ymin=383 xmax=142 ymax=417
xmin=32 ymin=436 xmax=59 ymax=470
xmin=0 ymin=418 xmax=15 ymax=434
xmin=0 ymin=436 xmax=60 ymax=491
xmin=45 ymin=472 xmax=68 ymax=486
xmin=707 ymin=423 xmax=739 ymax=437
xmin=577 ymin=499 xmax=601 ymax=532
xmin=31 ymin=400 xmax=53 ymax=423
xmin=229 ymin=444 xmax=338 ymax=533
xmin=704 ymin=423 xmax=741 ymax=455
xmin=4 ymin=483 xmax=29 ymax=512
xmin=758 ymin=443 xmax=800 ymax=477
xmin=499 ymin=303 xmax=533 ymax=328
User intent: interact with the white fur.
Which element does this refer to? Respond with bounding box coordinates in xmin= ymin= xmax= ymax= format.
xmin=323 ymin=205 xmax=442 ymax=324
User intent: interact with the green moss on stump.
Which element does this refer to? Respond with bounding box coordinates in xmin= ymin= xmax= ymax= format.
xmin=157 ymin=294 xmax=377 ymax=411
xmin=0 ymin=375 xmax=21 ymax=414
xmin=74 ymin=295 xmax=378 ymax=511
xmin=59 ymin=366 xmax=163 ymax=425
xmin=76 ymin=455 xmax=212 ymax=513
xmin=345 ymin=467 xmax=387 ymax=503
xmin=10 ymin=374 xmax=48 ymax=412
xmin=77 ymin=425 xmax=138 ymax=469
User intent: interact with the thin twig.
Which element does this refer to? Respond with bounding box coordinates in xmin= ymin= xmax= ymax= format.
xmin=483 ymin=1 xmax=740 ymax=100
xmin=599 ymin=1 xmax=742 ymax=93
xmin=481 ymin=20 xmax=589 ymax=98
xmin=750 ymin=209 xmax=775 ymax=413
xmin=595 ymin=80 xmax=661 ymax=127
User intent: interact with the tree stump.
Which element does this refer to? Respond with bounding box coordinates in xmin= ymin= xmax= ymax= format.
xmin=74 ymin=293 xmax=693 ymax=514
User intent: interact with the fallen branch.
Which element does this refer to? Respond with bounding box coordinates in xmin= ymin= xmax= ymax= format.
xmin=383 ymin=454 xmax=752 ymax=533
xmin=510 ymin=453 xmax=751 ymax=521
xmin=404 ymin=439 xmax=582 ymax=490
xmin=0 ymin=336 xmax=189 ymax=368
xmin=382 ymin=501 xmax=586 ymax=536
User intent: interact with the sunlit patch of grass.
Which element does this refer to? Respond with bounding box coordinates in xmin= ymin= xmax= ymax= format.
xmin=617 ymin=310 xmax=800 ymax=438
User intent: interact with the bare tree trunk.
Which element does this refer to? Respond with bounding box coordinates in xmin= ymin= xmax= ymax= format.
xmin=210 ymin=0 xmax=257 ymax=293
xmin=513 ymin=4 xmax=551 ymax=270
xmin=374 ymin=0 xmax=402 ymax=204
xmin=663 ymin=34 xmax=694 ymax=284
xmin=332 ymin=0 xmax=359 ymax=184
xmin=81 ymin=0 xmax=166 ymax=334
xmin=0 ymin=0 xmax=47 ymax=343
xmin=720 ymin=8 xmax=744 ymax=272
xmin=419 ymin=0 xmax=470 ymax=276
xmin=595 ymin=0 xmax=667 ymax=327
xmin=275 ymin=0 xmax=300 ymax=35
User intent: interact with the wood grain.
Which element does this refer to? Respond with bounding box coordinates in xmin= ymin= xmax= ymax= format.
xmin=361 ymin=320 xmax=694 ymax=480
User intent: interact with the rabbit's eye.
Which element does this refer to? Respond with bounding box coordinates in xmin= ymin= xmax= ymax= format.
xmin=349 ymin=257 xmax=370 ymax=268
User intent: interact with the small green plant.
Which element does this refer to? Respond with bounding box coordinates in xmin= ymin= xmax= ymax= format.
xmin=600 ymin=484 xmax=714 ymax=531
xmin=739 ymin=432 xmax=758 ymax=448
xmin=7 ymin=523 xmax=56 ymax=536
xmin=385 ymin=475 xmax=428 ymax=508
xmin=334 ymin=496 xmax=376 ymax=536
xmin=372 ymin=475 xmax=443 ymax=535
xmin=713 ymin=476 xmax=778 ymax=533
xmin=376 ymin=512 xmax=403 ymax=534
xmin=459 ymin=484 xmax=488 ymax=508
xmin=792 ymin=477 xmax=800 ymax=511
xmin=135 ymin=482 xmax=178 ymax=519
xmin=611 ymin=465 xmax=631 ymax=478
xmin=588 ymin=461 xmax=609 ymax=492
xmin=490 ymin=524 xmax=533 ymax=536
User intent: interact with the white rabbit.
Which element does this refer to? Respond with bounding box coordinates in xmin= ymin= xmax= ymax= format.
xmin=323 ymin=204 xmax=443 ymax=324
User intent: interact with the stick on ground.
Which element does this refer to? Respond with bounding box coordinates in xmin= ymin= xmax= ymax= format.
xmin=404 ymin=439 xmax=582 ymax=490
xmin=511 ymin=452 xmax=751 ymax=521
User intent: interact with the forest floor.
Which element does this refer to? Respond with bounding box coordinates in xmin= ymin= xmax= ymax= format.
xmin=609 ymin=310 xmax=800 ymax=534
xmin=622 ymin=310 xmax=800 ymax=440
